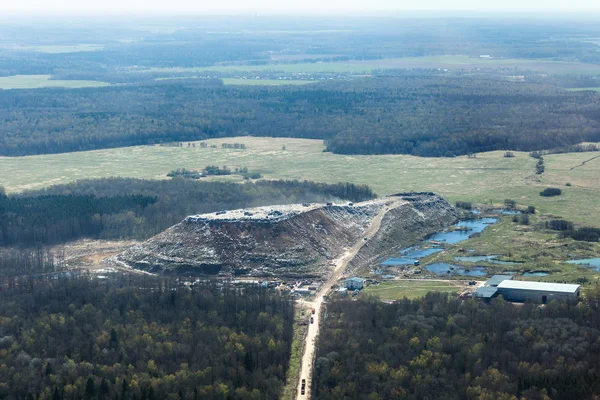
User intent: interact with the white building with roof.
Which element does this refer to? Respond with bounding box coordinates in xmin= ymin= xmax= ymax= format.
xmin=344 ymin=277 xmax=364 ymax=290
xmin=496 ymin=280 xmax=580 ymax=303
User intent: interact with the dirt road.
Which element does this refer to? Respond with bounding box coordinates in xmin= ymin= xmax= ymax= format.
xmin=295 ymin=197 xmax=405 ymax=399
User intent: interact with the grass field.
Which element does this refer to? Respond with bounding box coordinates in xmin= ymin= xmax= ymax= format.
xmin=222 ymin=78 xmax=315 ymax=85
xmin=362 ymin=280 xmax=462 ymax=300
xmin=155 ymin=77 xmax=314 ymax=85
xmin=567 ymin=87 xmax=600 ymax=92
xmin=142 ymin=56 xmax=600 ymax=76
xmin=27 ymin=44 xmax=104 ymax=53
xmin=2 ymin=44 xmax=104 ymax=53
xmin=1 ymin=136 xmax=599 ymax=224
xmin=0 ymin=75 xmax=110 ymax=90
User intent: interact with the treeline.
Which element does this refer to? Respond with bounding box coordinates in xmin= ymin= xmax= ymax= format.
xmin=561 ymin=227 xmax=600 ymax=242
xmin=0 ymin=193 xmax=156 ymax=246
xmin=313 ymin=292 xmax=600 ymax=400
xmin=0 ymin=247 xmax=64 ymax=276
xmin=1 ymin=76 xmax=600 ymax=157
xmin=545 ymin=220 xmax=600 ymax=242
xmin=0 ymin=276 xmax=293 ymax=399
xmin=1 ymin=179 xmax=375 ymax=246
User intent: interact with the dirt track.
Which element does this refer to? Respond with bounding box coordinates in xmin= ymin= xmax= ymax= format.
xmin=295 ymin=197 xmax=405 ymax=399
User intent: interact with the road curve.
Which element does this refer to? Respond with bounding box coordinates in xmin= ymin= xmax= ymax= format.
xmin=295 ymin=197 xmax=405 ymax=399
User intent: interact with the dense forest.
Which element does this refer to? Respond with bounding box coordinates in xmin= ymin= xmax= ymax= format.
xmin=1 ymin=76 xmax=600 ymax=157
xmin=0 ymin=276 xmax=293 ymax=399
xmin=0 ymin=179 xmax=375 ymax=246
xmin=313 ymin=293 xmax=600 ymax=400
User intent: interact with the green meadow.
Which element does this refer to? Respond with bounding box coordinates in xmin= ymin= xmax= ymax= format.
xmin=0 ymin=136 xmax=599 ymax=225
xmin=362 ymin=280 xmax=462 ymax=300
xmin=0 ymin=75 xmax=110 ymax=90
xmin=143 ymin=56 xmax=600 ymax=76
xmin=222 ymin=78 xmax=315 ymax=85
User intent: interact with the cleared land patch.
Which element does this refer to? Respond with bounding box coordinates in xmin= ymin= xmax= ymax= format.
xmin=362 ymin=280 xmax=462 ymax=300
xmin=8 ymin=44 xmax=105 ymax=53
xmin=141 ymin=56 xmax=600 ymax=76
xmin=567 ymin=87 xmax=600 ymax=92
xmin=222 ymin=78 xmax=315 ymax=85
xmin=1 ymin=137 xmax=599 ymax=223
xmin=0 ymin=75 xmax=110 ymax=89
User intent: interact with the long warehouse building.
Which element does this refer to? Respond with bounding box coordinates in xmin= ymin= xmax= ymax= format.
xmin=475 ymin=276 xmax=580 ymax=303
xmin=497 ymin=280 xmax=580 ymax=303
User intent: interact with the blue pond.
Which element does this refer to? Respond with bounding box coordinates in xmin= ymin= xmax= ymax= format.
xmin=493 ymin=209 xmax=521 ymax=215
xmin=523 ymin=272 xmax=550 ymax=277
xmin=427 ymin=218 xmax=498 ymax=244
xmin=492 ymin=259 xmax=524 ymax=266
xmin=567 ymin=258 xmax=600 ymax=272
xmin=455 ymin=255 xmax=523 ymax=265
xmin=426 ymin=263 xmax=487 ymax=276
xmin=455 ymin=255 xmax=500 ymax=262
xmin=382 ymin=247 xmax=443 ymax=266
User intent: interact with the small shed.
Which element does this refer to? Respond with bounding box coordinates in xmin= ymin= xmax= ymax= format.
xmin=474 ymin=286 xmax=498 ymax=299
xmin=485 ymin=275 xmax=513 ymax=287
xmin=345 ymin=277 xmax=364 ymax=290
xmin=294 ymin=288 xmax=312 ymax=296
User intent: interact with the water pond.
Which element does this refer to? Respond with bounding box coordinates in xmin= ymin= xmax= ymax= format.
xmin=426 ymin=263 xmax=487 ymax=276
xmin=426 ymin=218 xmax=498 ymax=245
xmin=523 ymin=271 xmax=550 ymax=277
xmin=493 ymin=209 xmax=521 ymax=215
xmin=455 ymin=255 xmax=524 ymax=266
xmin=455 ymin=255 xmax=500 ymax=262
xmin=382 ymin=247 xmax=443 ymax=266
xmin=566 ymin=258 xmax=600 ymax=272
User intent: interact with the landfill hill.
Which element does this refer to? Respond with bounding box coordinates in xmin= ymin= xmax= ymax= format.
xmin=115 ymin=193 xmax=458 ymax=277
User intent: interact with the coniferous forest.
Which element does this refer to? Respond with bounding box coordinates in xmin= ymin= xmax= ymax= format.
xmin=313 ymin=293 xmax=600 ymax=400
xmin=0 ymin=276 xmax=293 ymax=400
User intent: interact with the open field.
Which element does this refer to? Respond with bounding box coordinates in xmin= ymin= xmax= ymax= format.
xmin=0 ymin=75 xmax=110 ymax=89
xmin=222 ymin=78 xmax=315 ymax=85
xmin=362 ymin=279 xmax=462 ymax=300
xmin=142 ymin=56 xmax=600 ymax=76
xmin=155 ymin=77 xmax=315 ymax=85
xmin=567 ymin=87 xmax=600 ymax=92
xmin=1 ymin=137 xmax=600 ymax=224
xmin=1 ymin=44 xmax=104 ymax=53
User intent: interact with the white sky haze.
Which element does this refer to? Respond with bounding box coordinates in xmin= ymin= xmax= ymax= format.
xmin=4 ymin=0 xmax=600 ymax=14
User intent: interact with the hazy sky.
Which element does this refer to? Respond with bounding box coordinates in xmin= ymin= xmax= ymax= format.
xmin=5 ymin=0 xmax=600 ymax=13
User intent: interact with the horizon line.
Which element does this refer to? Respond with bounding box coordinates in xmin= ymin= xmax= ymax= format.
xmin=2 ymin=9 xmax=600 ymax=18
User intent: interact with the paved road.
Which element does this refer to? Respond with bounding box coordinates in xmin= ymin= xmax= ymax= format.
xmin=295 ymin=197 xmax=405 ymax=399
